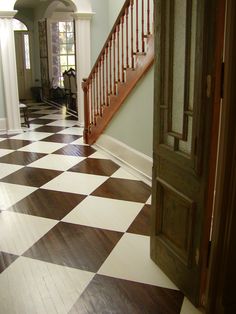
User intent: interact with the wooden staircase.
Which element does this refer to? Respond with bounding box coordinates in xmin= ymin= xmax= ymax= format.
xmin=83 ymin=0 xmax=154 ymax=145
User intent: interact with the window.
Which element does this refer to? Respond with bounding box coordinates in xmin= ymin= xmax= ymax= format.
xmin=50 ymin=21 xmax=75 ymax=87
xmin=24 ymin=34 xmax=31 ymax=69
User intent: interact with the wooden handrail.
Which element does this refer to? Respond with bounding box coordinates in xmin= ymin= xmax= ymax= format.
xmin=83 ymin=0 xmax=154 ymax=144
xmin=86 ymin=0 xmax=131 ymax=83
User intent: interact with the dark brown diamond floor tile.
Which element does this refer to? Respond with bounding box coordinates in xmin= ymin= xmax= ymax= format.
xmin=91 ymin=178 xmax=151 ymax=203
xmin=27 ymin=108 xmax=42 ymax=112
xmin=42 ymin=134 xmax=81 ymax=143
xmin=28 ymin=113 xmax=47 ymax=118
xmin=9 ymin=189 xmax=86 ymax=220
xmin=127 ymin=204 xmax=151 ymax=236
xmin=69 ymin=275 xmax=184 ymax=314
xmin=0 ymin=252 xmax=18 ymax=273
xmin=33 ymin=126 xmax=67 ymax=133
xmin=65 ymin=116 xmax=78 ymax=120
xmin=0 ymin=139 xmax=33 ymax=150
xmin=29 ymin=119 xmax=57 ymax=125
xmin=69 ymin=158 xmax=120 ymax=176
xmin=23 ymin=222 xmax=123 ymax=272
xmin=0 ymin=151 xmax=46 ymax=165
xmin=54 ymin=145 xmax=96 ymax=157
xmin=1 ymin=167 xmax=62 ymax=187
xmin=0 ymin=134 xmax=10 ymax=138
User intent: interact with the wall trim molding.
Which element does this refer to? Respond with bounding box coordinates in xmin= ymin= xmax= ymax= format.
xmin=7 ymin=128 xmax=23 ymax=135
xmin=73 ymin=12 xmax=95 ymax=20
xmin=94 ymin=134 xmax=153 ymax=185
xmin=0 ymin=11 xmax=17 ymax=19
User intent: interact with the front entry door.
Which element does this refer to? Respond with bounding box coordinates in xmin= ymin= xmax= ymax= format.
xmin=151 ymin=0 xmax=223 ymax=305
xmin=14 ymin=32 xmax=32 ymax=100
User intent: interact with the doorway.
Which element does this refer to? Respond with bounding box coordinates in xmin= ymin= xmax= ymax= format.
xmin=14 ymin=20 xmax=33 ymax=101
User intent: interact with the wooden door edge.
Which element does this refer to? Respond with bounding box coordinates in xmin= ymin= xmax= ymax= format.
xmin=199 ymin=0 xmax=226 ymax=307
xmin=206 ymin=0 xmax=236 ymax=312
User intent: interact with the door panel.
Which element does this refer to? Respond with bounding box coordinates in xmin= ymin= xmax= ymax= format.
xmin=151 ymin=0 xmax=214 ymax=305
xmin=14 ymin=32 xmax=33 ymax=100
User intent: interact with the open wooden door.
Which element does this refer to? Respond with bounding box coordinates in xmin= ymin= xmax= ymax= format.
xmin=151 ymin=0 xmax=224 ymax=305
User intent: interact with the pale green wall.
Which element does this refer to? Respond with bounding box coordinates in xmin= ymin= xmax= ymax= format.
xmin=90 ymin=0 xmax=109 ymax=65
xmin=0 ymin=56 xmax=5 ymax=118
xmin=104 ymin=66 xmax=154 ymax=157
xmin=108 ymin=0 xmax=125 ymax=28
xmin=90 ymin=0 xmax=125 ymax=66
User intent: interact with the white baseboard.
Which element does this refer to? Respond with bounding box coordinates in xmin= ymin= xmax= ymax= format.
xmin=0 ymin=118 xmax=6 ymax=132
xmin=7 ymin=129 xmax=23 ymax=135
xmin=94 ymin=134 xmax=153 ymax=185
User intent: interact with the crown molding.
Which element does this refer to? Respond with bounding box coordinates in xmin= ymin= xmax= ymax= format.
xmin=0 ymin=10 xmax=17 ymax=19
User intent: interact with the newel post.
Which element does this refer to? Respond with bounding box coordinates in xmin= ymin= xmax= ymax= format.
xmin=82 ymin=78 xmax=90 ymax=144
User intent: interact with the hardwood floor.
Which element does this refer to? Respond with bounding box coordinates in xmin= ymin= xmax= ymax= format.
xmin=0 ymin=102 xmax=201 ymax=313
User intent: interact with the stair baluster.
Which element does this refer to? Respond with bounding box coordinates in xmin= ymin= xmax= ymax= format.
xmin=82 ymin=0 xmax=154 ymax=144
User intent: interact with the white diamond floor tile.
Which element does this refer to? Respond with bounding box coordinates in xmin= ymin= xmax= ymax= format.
xmin=180 ymin=298 xmax=204 ymax=314
xmin=98 ymin=233 xmax=178 ymax=290
xmin=47 ymin=120 xmax=78 ymax=127
xmin=0 ymin=211 xmax=57 ymax=255
xmin=0 ymin=148 xmax=14 ymax=157
xmin=40 ymin=114 xmax=69 ymax=120
xmin=71 ymin=137 xmax=88 ymax=146
xmin=146 ymin=196 xmax=152 ymax=204
xmin=11 ymin=132 xmax=53 ymax=141
xmin=22 ymin=124 xmax=44 ymax=130
xmin=18 ymin=141 xmax=66 ymax=154
xmin=62 ymin=196 xmax=143 ymax=232
xmin=0 ymin=163 xmax=23 ymax=179
xmin=111 ymin=168 xmax=141 ymax=181
xmin=41 ymin=171 xmax=108 ymax=195
xmin=88 ymin=151 xmax=110 ymax=159
xmin=28 ymin=154 xmax=85 ymax=171
xmin=58 ymin=127 xmax=83 ymax=136
xmin=0 ymin=256 xmax=94 ymax=314
xmin=0 ymin=182 xmax=37 ymax=210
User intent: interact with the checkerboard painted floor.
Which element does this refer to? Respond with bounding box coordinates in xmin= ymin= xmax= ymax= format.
xmin=0 ymin=103 xmax=202 ymax=313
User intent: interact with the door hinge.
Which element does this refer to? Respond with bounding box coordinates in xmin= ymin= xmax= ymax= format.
xmin=221 ymin=62 xmax=225 ymax=99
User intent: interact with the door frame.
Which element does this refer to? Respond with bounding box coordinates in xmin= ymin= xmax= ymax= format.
xmin=206 ymin=0 xmax=236 ymax=312
xmin=199 ymin=0 xmax=226 ymax=305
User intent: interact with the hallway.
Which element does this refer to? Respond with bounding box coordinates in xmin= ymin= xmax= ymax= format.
xmin=0 ymin=102 xmax=198 ymax=313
